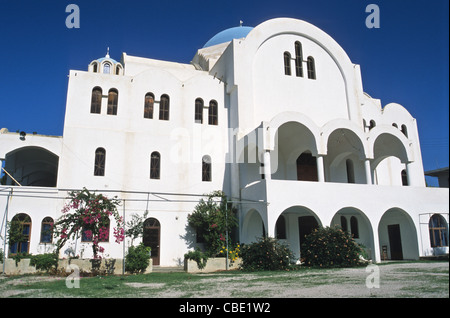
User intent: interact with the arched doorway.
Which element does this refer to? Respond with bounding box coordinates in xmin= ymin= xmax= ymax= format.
xmin=378 ymin=208 xmax=419 ymax=260
xmin=143 ymin=218 xmax=160 ymax=265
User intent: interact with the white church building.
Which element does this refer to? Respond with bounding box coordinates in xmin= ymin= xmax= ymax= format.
xmin=1 ymin=18 xmax=448 ymax=266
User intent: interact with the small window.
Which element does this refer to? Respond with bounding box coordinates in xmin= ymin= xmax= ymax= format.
xmin=90 ymin=87 xmax=102 ymax=114
xmin=94 ymin=147 xmax=106 ymax=176
xmin=107 ymin=89 xmax=118 ymax=115
xmin=283 ymin=52 xmax=291 ymax=76
xmin=92 ymin=62 xmax=98 ymax=73
xmin=150 ymin=152 xmax=161 ymax=179
xmin=115 ymin=65 xmax=122 ymax=75
xmin=307 ymin=56 xmax=316 ymax=79
xmin=429 ymin=214 xmax=449 ymax=248
xmin=295 ymin=41 xmax=303 ymax=77
xmin=401 ymin=124 xmax=408 ymax=138
xmin=350 ymin=216 xmax=359 ymax=238
xmin=9 ymin=213 xmax=31 ymax=254
xmin=208 ymin=100 xmax=218 ymax=125
xmin=159 ymin=95 xmax=170 ymax=120
xmin=202 ymin=155 xmax=211 ymax=182
xmin=369 ymin=120 xmax=376 ymax=130
xmin=195 ymin=98 xmax=203 ymax=123
xmin=144 ymin=93 xmax=154 ymax=119
xmin=392 ymin=123 xmax=398 ymax=128
xmin=40 ymin=217 xmax=54 ymax=243
xmin=103 ymin=63 xmax=111 ymax=74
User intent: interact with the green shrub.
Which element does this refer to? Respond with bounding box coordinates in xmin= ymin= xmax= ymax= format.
xmin=301 ymin=226 xmax=364 ymax=268
xmin=125 ymin=243 xmax=151 ymax=274
xmin=184 ymin=249 xmax=209 ymax=270
xmin=240 ymin=237 xmax=295 ymax=271
xmin=30 ymin=253 xmax=58 ymax=272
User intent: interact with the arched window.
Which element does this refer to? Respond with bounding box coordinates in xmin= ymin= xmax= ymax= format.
xmin=296 ymin=151 xmax=318 ymax=181
xmin=115 ymin=65 xmax=122 ymax=75
xmin=208 ymin=100 xmax=218 ymax=125
xmin=94 ymin=147 xmax=106 ymax=176
xmin=9 ymin=213 xmax=31 ymax=254
xmin=350 ymin=216 xmax=359 ymax=238
xmin=401 ymin=169 xmax=408 ymax=186
xmin=40 ymin=217 xmax=54 ymax=243
xmin=202 ymin=155 xmax=212 ymax=182
xmin=369 ymin=120 xmax=376 ymax=130
xmin=307 ymin=56 xmax=316 ymax=79
xmin=144 ymin=93 xmax=154 ymax=119
xmin=90 ymin=87 xmax=102 ymax=114
xmin=340 ymin=216 xmax=348 ymax=232
xmin=275 ymin=215 xmax=286 ymax=239
xmin=107 ymin=88 xmax=118 ymax=115
xmin=150 ymin=152 xmax=161 ymax=179
xmin=82 ymin=218 xmax=109 ymax=242
xmin=92 ymin=62 xmax=98 ymax=73
xmin=401 ymin=124 xmax=408 ymax=138
xmin=346 ymin=159 xmax=355 ymax=183
xmin=283 ymin=52 xmax=292 ymax=76
xmin=392 ymin=123 xmax=398 ymax=128
xmin=159 ymin=95 xmax=170 ymax=120
xmin=429 ymin=214 xmax=448 ymax=247
xmin=103 ymin=63 xmax=111 ymax=74
xmin=195 ymin=98 xmax=203 ymax=123
xmin=295 ymin=41 xmax=303 ymax=77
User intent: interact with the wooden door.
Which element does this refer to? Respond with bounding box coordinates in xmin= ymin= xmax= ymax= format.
xmin=143 ymin=218 xmax=160 ymax=265
xmin=388 ymin=224 xmax=403 ymax=260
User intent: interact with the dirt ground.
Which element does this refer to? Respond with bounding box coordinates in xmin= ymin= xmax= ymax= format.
xmin=0 ymin=261 xmax=448 ymax=298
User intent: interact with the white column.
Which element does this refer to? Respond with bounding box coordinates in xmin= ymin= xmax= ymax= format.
xmin=263 ymin=151 xmax=271 ymax=180
xmin=364 ymin=159 xmax=372 ymax=185
xmin=316 ymin=155 xmax=325 ymax=182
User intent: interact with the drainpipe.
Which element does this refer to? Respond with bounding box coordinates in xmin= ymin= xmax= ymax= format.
xmin=2 ymin=188 xmax=13 ymax=275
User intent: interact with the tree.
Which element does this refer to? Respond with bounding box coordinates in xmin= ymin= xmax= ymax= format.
xmin=187 ymin=191 xmax=238 ymax=257
xmin=53 ymin=188 xmax=124 ymax=259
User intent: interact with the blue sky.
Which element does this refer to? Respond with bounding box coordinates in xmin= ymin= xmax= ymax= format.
xmin=0 ymin=0 xmax=448 ymax=185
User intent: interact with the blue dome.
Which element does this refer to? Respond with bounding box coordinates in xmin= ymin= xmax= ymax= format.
xmin=203 ymin=26 xmax=253 ymax=48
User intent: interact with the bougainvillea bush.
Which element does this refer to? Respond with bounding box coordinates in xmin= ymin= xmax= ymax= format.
xmin=301 ymin=226 xmax=364 ymax=268
xmin=53 ymin=188 xmax=124 ymax=259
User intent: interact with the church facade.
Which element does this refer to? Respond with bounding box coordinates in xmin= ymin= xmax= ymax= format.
xmin=1 ymin=18 xmax=448 ymax=266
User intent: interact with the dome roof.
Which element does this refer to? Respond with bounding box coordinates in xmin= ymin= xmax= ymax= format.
xmin=203 ymin=26 xmax=253 ymax=48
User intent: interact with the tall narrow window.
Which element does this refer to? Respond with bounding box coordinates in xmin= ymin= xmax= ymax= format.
xmin=208 ymin=100 xmax=218 ymax=125
xmin=340 ymin=216 xmax=348 ymax=232
xmin=295 ymin=41 xmax=303 ymax=77
xmin=429 ymin=214 xmax=449 ymax=247
xmin=350 ymin=216 xmax=359 ymax=238
xmin=90 ymin=87 xmax=102 ymax=114
xmin=92 ymin=62 xmax=98 ymax=73
xmin=150 ymin=152 xmax=161 ymax=179
xmin=284 ymin=52 xmax=291 ymax=76
xmin=40 ymin=217 xmax=54 ymax=243
xmin=107 ymin=88 xmax=118 ymax=115
xmin=307 ymin=56 xmax=316 ymax=79
xmin=94 ymin=147 xmax=106 ymax=176
xmin=346 ymin=159 xmax=355 ymax=183
xmin=159 ymin=95 xmax=170 ymax=120
xmin=275 ymin=215 xmax=286 ymax=239
xmin=296 ymin=151 xmax=318 ymax=181
xmin=401 ymin=124 xmax=408 ymax=138
xmin=401 ymin=169 xmax=408 ymax=186
xmin=144 ymin=93 xmax=154 ymax=119
xmin=202 ymin=155 xmax=211 ymax=182
xmin=195 ymin=98 xmax=203 ymax=123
